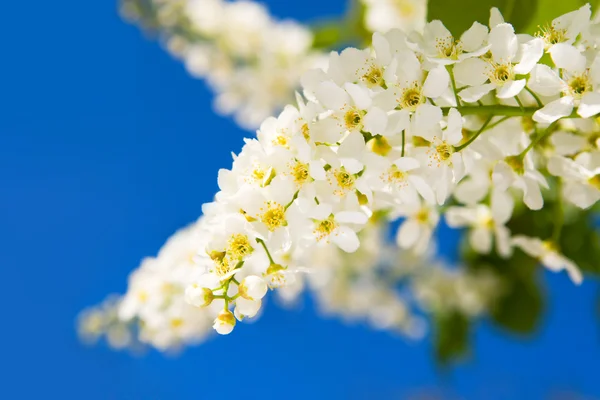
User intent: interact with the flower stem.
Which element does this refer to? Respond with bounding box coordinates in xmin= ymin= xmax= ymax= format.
xmin=525 ymin=86 xmax=543 ymax=108
xmin=552 ymin=179 xmax=564 ymax=243
xmin=256 ymin=238 xmax=275 ymax=264
xmin=519 ymin=122 xmax=556 ymax=158
xmin=454 ymin=115 xmax=494 ymax=152
xmin=401 ymin=129 xmax=406 ymax=157
xmin=447 ymin=65 xmax=461 ymax=107
xmin=440 ymin=105 xmax=576 ymax=117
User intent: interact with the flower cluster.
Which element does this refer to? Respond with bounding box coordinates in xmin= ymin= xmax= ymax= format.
xmin=183 ymin=5 xmax=599 ymax=335
xmin=80 ymin=221 xmax=216 ymax=350
xmin=82 ymin=4 xmax=600 ymax=348
xmin=361 ymin=0 xmax=427 ymax=35
xmin=121 ymin=0 xmax=327 ymax=128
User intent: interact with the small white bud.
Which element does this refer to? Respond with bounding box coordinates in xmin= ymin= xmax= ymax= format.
xmin=234 ymin=298 xmax=262 ymax=319
xmin=213 ymin=310 xmax=236 ymax=335
xmin=185 ymin=284 xmax=214 ymax=307
xmin=238 ymin=275 xmax=268 ymax=300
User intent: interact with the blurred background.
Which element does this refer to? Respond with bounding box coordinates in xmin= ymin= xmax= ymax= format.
xmin=1 ymin=0 xmax=600 ymax=398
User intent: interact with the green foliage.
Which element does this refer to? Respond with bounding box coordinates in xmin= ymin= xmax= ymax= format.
xmin=427 ymin=0 xmax=538 ymax=35
xmin=438 ymin=195 xmax=600 ymax=363
xmin=433 ymin=311 xmax=471 ymax=364
xmin=312 ymin=0 xmax=371 ymax=50
xmin=465 ymin=247 xmax=544 ymax=334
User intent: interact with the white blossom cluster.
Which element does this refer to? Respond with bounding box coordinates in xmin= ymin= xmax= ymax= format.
xmin=79 ymin=221 xmax=215 ymax=350
xmin=82 ymin=4 xmax=600 ymax=348
xmin=361 ymin=0 xmax=427 ymax=35
xmin=181 ymin=4 xmax=600 ymax=335
xmin=121 ymin=0 xmax=327 ymax=129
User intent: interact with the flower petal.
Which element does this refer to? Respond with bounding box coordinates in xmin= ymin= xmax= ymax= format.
xmin=533 ymin=97 xmax=574 ymax=123
xmin=577 ymin=92 xmax=600 ymax=118
xmin=496 ymin=79 xmax=526 ymax=99
xmin=459 ymin=83 xmax=495 ymax=102
xmin=549 ymin=43 xmax=586 ymax=73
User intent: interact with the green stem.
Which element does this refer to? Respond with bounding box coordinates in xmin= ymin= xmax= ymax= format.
xmin=401 ymin=130 xmax=406 ymax=157
xmin=485 ymin=115 xmax=512 ymax=131
xmin=454 ymin=115 xmax=494 ymax=152
xmin=447 ymin=65 xmax=461 ymax=107
xmin=525 ymin=86 xmax=543 ymax=108
xmin=441 ymin=105 xmax=578 ymax=118
xmin=552 ymin=179 xmax=564 ymax=243
xmin=519 ymin=122 xmax=556 ymax=158
xmin=515 ymin=95 xmax=525 ymax=112
xmin=256 ymin=238 xmax=275 ymax=264
xmin=285 ymin=191 xmax=299 ymax=209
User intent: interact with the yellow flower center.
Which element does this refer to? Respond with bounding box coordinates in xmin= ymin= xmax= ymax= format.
xmin=568 ymin=73 xmax=591 ymax=99
xmin=436 ymin=37 xmax=462 ymax=59
xmin=361 ymin=65 xmax=384 ymax=88
xmin=399 ymin=82 xmax=424 ymax=110
xmin=489 ymin=63 xmax=513 ymax=85
xmin=227 ymin=234 xmax=254 ymax=261
xmin=415 ymin=208 xmax=430 ymax=223
xmin=392 ymin=0 xmax=415 ymax=16
xmin=344 ymin=109 xmax=364 ymax=130
xmin=260 ymin=201 xmax=287 ymax=232
xmin=314 ymin=215 xmax=337 ymax=241
xmin=537 ymin=23 xmax=567 ymax=47
xmin=334 ymin=168 xmax=356 ymax=193
xmin=272 ymin=135 xmax=289 ymax=148
xmin=384 ymin=165 xmax=408 ymax=184
xmin=588 ymin=174 xmax=600 ymax=190
xmin=289 ymin=159 xmax=310 ymax=186
xmin=170 ymin=318 xmax=184 ymax=329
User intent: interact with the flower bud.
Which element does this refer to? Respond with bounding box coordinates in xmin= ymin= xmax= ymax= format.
xmin=185 ymin=284 xmax=214 ymax=308
xmin=234 ymin=298 xmax=262 ymax=319
xmin=213 ymin=310 xmax=236 ymax=335
xmin=238 ymin=275 xmax=268 ymax=300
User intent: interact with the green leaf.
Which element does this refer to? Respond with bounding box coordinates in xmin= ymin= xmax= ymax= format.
xmin=433 ymin=311 xmax=470 ymax=364
xmin=427 ymin=0 xmax=538 ymax=35
xmin=464 ymin=248 xmax=545 ymax=334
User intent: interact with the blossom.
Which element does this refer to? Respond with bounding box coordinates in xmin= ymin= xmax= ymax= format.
xmin=512 ymin=236 xmax=583 ymax=284
xmin=213 ymin=310 xmax=236 ymax=335
xmin=530 ymin=49 xmax=600 ymax=123
xmin=82 ymin=5 xmax=600 ymax=346
xmin=456 ymin=24 xmax=543 ymax=102
xmin=547 ymin=152 xmax=600 ymax=208
xmin=361 ymin=0 xmax=427 ymax=35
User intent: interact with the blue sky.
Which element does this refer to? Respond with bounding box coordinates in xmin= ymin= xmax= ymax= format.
xmin=1 ymin=1 xmax=599 ymax=399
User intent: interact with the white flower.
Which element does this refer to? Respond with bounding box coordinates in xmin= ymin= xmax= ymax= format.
xmin=493 ymin=155 xmax=548 ymax=210
xmin=394 ymin=200 xmax=439 ymax=254
xmin=234 ymin=298 xmax=262 ymax=319
xmin=456 ymin=25 xmax=543 ymax=102
xmin=185 ymin=285 xmax=214 ymax=308
xmin=445 ymin=189 xmax=513 ymax=257
xmin=361 ymin=0 xmax=427 ymax=35
xmin=512 ymin=236 xmax=583 ymax=284
xmin=239 ymin=275 xmax=268 ymax=300
xmin=413 ymin=107 xmax=466 ymax=204
xmin=415 ymin=20 xmax=490 ymax=65
xmin=547 ymin=152 xmax=600 ymax=208
xmin=530 ymin=49 xmax=600 ymax=123
xmin=536 ymin=4 xmax=591 ymax=50
xmin=288 ymin=202 xmax=368 ymax=253
xmin=213 ymin=310 xmax=236 ymax=335
xmin=363 ymin=155 xmax=436 ymax=205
